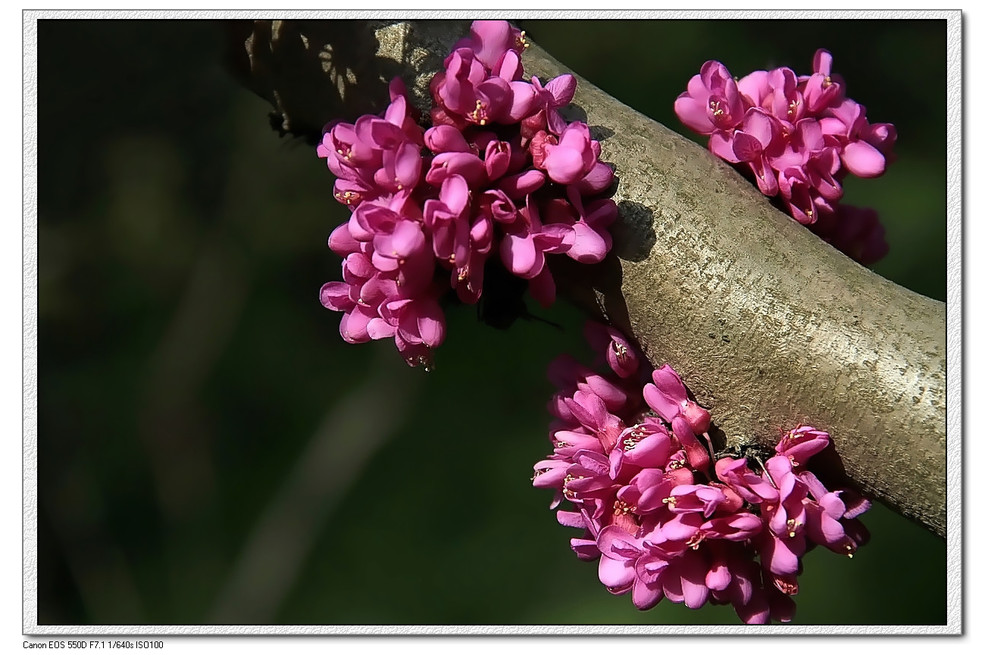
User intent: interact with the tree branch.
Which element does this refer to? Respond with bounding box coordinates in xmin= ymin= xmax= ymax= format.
xmin=227 ymin=20 xmax=946 ymax=538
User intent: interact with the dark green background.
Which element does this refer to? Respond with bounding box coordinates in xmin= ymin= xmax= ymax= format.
xmin=36 ymin=19 xmax=948 ymax=626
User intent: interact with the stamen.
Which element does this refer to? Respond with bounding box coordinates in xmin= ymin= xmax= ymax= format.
xmin=613 ymin=342 xmax=629 ymax=361
xmin=774 ymin=577 xmax=799 ymax=595
xmin=335 ymin=190 xmax=361 ymax=206
xmin=469 ymin=100 xmax=489 ymax=126
xmin=613 ymin=500 xmax=636 ymax=516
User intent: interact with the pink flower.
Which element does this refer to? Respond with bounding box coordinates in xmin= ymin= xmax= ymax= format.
xmin=546 ymin=352 xmax=632 ymax=418
xmin=674 ymin=49 xmax=896 ymax=265
xmin=499 ymin=197 xmax=571 ymax=279
xmin=777 ymin=166 xmax=824 ymax=225
xmin=522 ymin=74 xmax=577 ymax=138
xmin=454 ymin=20 xmax=527 ymax=73
xmin=674 ymin=60 xmax=746 ymax=135
xmin=534 ymin=122 xmax=599 ymax=185
xmin=379 ymin=293 xmax=446 ymax=360
xmin=561 ymin=389 xmax=626 ymax=454
xmin=758 ymin=456 xmax=808 ymax=576
xmin=801 ymin=49 xmax=844 ymax=114
xmin=318 ymin=20 xmax=617 ymax=366
xmin=819 ymin=99 xmax=889 ymax=178
xmin=596 ymin=526 xmax=648 ymax=594
xmin=610 ymin=420 xmax=675 ymax=477
xmin=584 ymin=321 xmax=640 ymax=379
xmin=534 ymin=323 xmax=870 ymax=624
xmin=432 ymin=48 xmax=513 ymax=127
xmin=712 ymin=107 xmax=783 ymax=196
xmin=775 ymin=424 xmax=830 ymax=468
xmin=771 ymin=119 xmax=844 ymax=204
xmin=763 ymin=67 xmax=806 ymax=125
xmin=715 ymin=457 xmax=778 ymax=505
xmin=562 ymin=194 xmax=618 ymax=265
xmin=663 ymin=484 xmax=727 ymax=518
xmin=643 ymin=364 xmax=711 ymax=434
xmin=422 ymin=174 xmax=471 ymax=261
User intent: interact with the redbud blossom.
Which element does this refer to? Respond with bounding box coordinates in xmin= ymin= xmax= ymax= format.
xmin=533 ymin=322 xmax=870 ymax=624
xmin=674 ymin=49 xmax=895 ymax=265
xmin=317 ymin=21 xmax=617 ymax=366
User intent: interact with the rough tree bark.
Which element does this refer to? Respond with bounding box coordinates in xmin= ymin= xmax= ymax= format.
xmin=227 ymin=20 xmax=947 ymax=538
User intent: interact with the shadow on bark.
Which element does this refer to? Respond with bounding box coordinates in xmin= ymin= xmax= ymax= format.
xmin=226 ymin=20 xmax=445 ymax=143
xmin=613 ymin=200 xmax=657 ymax=262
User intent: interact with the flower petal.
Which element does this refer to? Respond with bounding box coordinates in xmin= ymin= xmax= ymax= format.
xmin=842 ymin=140 xmax=886 ymax=178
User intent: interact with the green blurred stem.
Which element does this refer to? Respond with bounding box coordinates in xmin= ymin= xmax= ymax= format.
xmin=229 ymin=20 xmax=946 ymax=538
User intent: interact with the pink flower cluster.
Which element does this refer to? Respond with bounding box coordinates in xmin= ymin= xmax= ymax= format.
xmin=532 ymin=322 xmax=870 ymax=624
xmin=674 ymin=50 xmax=895 ymax=265
xmin=318 ymin=21 xmax=617 ymax=367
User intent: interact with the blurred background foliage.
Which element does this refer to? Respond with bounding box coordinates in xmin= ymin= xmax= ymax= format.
xmin=36 ymin=18 xmax=947 ymax=626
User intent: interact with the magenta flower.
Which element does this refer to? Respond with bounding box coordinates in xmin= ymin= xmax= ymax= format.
xmin=775 ymin=424 xmax=830 ymax=468
xmin=454 ymin=19 xmax=528 ymax=72
xmin=522 ymin=74 xmax=577 ymax=138
xmin=584 ymin=321 xmax=640 ymax=379
xmin=715 ymin=457 xmax=779 ymax=505
xmin=433 ymin=48 xmax=512 ymax=127
xmin=764 ymin=67 xmax=806 ymax=125
xmin=820 ymin=98 xmax=895 ymax=178
xmin=610 ymin=420 xmax=675 ymax=477
xmin=534 ymin=322 xmax=871 ymax=624
xmin=534 ymin=122 xmax=599 ymax=185
xmin=712 ymin=108 xmax=783 ymax=196
xmin=674 ymin=60 xmax=746 ymax=135
xmin=379 ymin=293 xmax=446 ymax=363
xmin=758 ymin=456 xmax=809 ymax=576
xmin=643 ymin=364 xmax=712 ymax=435
xmin=318 ymin=20 xmax=618 ymax=366
xmin=801 ymin=49 xmax=844 ymax=113
xmin=777 ymin=166 xmax=823 ymax=224
xmin=596 ymin=526 xmax=647 ymax=593
xmin=674 ymin=49 xmax=896 ymax=265
xmin=562 ymin=389 xmax=626 ymax=453
xmin=499 ymin=197 xmax=572 ymax=279
xmin=546 ymin=352 xmax=632 ymax=418
xmin=562 ymin=194 xmax=618 ymax=264
xmin=422 ymin=174 xmax=471 ymax=261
